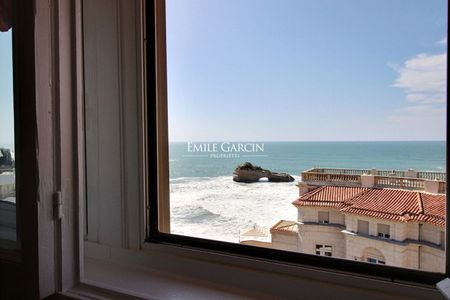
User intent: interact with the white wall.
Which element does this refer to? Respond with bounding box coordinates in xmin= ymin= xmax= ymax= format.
xmin=298 ymin=207 xmax=345 ymax=225
xmin=345 ymin=214 xmax=408 ymax=241
xmin=298 ymin=224 xmax=346 ymax=258
xmin=272 ymin=233 xmax=299 ymax=252
xmin=421 ymin=223 xmax=442 ymax=245
xmin=295 ymin=207 xmax=445 ymax=272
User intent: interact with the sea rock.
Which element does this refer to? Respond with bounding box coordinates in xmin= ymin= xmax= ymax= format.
xmin=233 ymin=162 xmax=295 ymax=183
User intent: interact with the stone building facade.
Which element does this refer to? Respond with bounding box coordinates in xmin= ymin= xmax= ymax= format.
xmin=268 ymin=169 xmax=446 ymax=273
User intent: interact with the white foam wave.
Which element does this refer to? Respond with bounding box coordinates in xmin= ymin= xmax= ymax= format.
xmin=170 ymin=176 xmax=299 ymax=243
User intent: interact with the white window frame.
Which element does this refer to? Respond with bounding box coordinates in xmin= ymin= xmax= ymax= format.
xmin=315 ymin=244 xmax=333 ymax=257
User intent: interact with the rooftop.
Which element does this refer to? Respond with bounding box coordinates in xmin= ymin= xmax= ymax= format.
xmin=270 ymin=220 xmax=300 ymax=234
xmin=239 ymin=226 xmax=271 ymax=243
xmin=301 ymin=167 xmax=446 ymax=194
xmin=293 ymin=186 xmax=445 ymax=227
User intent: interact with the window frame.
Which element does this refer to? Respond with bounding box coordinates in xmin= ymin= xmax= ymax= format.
xmin=377 ymin=224 xmax=391 ymax=239
xmin=0 ymin=2 xmax=18 ymax=251
xmin=316 ymin=244 xmax=333 ymax=257
xmin=145 ymin=0 xmax=449 ymax=287
xmin=367 ymin=257 xmax=386 ymax=265
xmin=0 ymin=0 xmax=49 ymax=297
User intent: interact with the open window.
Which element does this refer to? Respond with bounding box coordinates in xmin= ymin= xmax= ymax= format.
xmin=82 ymin=0 xmax=449 ymax=290
xmin=147 ymin=0 xmax=448 ymax=283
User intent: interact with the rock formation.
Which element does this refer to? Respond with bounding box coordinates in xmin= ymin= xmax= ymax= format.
xmin=233 ymin=162 xmax=295 ymax=183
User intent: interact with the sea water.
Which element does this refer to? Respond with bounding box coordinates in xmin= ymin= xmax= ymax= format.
xmin=169 ymin=141 xmax=446 ymax=242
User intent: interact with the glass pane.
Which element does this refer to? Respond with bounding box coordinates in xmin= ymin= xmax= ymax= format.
xmin=166 ymin=0 xmax=447 ymax=273
xmin=0 ymin=2 xmax=16 ymax=249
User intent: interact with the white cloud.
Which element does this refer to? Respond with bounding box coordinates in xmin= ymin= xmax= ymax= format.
xmin=388 ymin=52 xmax=447 ymax=140
xmin=392 ymin=52 xmax=447 ymax=105
xmin=438 ymin=37 xmax=447 ymax=45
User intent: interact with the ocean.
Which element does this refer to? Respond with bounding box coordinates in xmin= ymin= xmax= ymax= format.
xmin=170 ymin=141 xmax=445 ymax=242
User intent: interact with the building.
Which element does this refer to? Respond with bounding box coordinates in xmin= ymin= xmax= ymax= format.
xmin=269 ymin=168 xmax=446 ymax=272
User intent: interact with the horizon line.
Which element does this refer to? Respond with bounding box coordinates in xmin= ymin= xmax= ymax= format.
xmin=169 ymin=140 xmax=446 ymax=143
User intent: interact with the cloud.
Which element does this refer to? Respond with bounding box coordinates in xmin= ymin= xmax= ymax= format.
xmin=438 ymin=37 xmax=447 ymax=45
xmin=388 ymin=51 xmax=447 ymax=140
xmin=392 ymin=52 xmax=447 ymax=105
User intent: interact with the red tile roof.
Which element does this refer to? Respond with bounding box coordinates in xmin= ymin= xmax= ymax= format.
xmin=292 ymin=186 xmax=445 ymax=227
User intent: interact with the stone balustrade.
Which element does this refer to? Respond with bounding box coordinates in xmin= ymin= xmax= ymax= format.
xmin=300 ymin=168 xmax=446 ymax=194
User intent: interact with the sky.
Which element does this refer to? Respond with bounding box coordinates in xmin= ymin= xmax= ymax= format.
xmin=0 ymin=30 xmax=14 ymax=146
xmin=166 ymin=0 xmax=448 ymax=142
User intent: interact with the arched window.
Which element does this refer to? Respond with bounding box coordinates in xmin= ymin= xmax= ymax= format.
xmin=363 ymin=247 xmax=386 ymax=265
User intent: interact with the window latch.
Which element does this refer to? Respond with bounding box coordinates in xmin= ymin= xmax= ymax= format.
xmin=53 ymin=191 xmax=63 ymax=220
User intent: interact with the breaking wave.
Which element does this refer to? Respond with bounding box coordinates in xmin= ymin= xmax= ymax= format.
xmin=170 ymin=176 xmax=299 ymax=243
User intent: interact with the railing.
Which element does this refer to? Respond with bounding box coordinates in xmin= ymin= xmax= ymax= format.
xmin=310 ymin=168 xmax=370 ymax=175
xmin=376 ymin=170 xmax=405 ymax=177
xmin=417 ymin=171 xmax=446 ymax=181
xmin=374 ymin=176 xmax=424 ymax=190
xmin=301 ymin=168 xmax=446 ymax=193
xmin=302 ymin=172 xmax=361 ymax=185
xmin=307 ymin=168 xmax=445 ymax=180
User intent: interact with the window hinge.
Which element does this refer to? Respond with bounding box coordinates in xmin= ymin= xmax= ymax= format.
xmin=53 ymin=191 xmax=63 ymax=220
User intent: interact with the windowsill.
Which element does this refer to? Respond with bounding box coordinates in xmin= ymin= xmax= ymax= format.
xmin=75 ymin=257 xmax=259 ymax=299
xmin=81 ymin=241 xmax=443 ymax=299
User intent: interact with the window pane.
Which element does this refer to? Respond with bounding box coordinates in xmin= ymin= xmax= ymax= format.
xmin=0 ymin=11 xmax=16 ymax=248
xmin=166 ymin=0 xmax=447 ymax=273
xmin=377 ymin=224 xmax=390 ymax=235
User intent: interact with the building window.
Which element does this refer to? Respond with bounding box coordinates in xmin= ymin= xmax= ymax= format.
xmin=377 ymin=224 xmax=390 ymax=239
xmin=367 ymin=257 xmax=386 ymax=265
xmin=318 ymin=211 xmax=330 ymax=224
xmin=357 ymin=220 xmax=369 ymax=235
xmin=316 ymin=244 xmax=332 ymax=257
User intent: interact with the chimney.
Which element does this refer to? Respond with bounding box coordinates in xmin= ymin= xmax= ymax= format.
xmin=424 ymin=180 xmax=440 ymax=194
xmin=405 ymin=169 xmax=417 ymax=178
xmin=361 ymin=174 xmax=375 ymax=188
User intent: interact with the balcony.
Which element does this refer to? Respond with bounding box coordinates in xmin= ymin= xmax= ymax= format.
xmin=300 ymin=168 xmax=446 ymax=194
